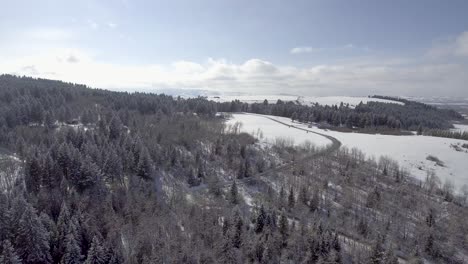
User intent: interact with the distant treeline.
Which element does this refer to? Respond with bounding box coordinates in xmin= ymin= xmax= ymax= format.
xmin=217 ymin=95 xmax=463 ymax=131
xmin=425 ymin=129 xmax=468 ymax=141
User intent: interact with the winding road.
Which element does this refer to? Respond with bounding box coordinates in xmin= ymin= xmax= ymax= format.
xmin=191 ymin=113 xmax=342 ymax=192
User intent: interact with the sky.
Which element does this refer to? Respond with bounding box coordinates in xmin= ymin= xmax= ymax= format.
xmin=1 ymin=0 xmax=468 ymax=97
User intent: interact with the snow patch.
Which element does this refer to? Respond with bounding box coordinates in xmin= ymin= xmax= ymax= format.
xmin=232 ymin=113 xmax=468 ymax=192
xmin=226 ymin=113 xmax=332 ymax=148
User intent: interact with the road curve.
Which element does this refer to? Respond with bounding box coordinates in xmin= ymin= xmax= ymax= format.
xmin=191 ymin=113 xmax=342 ymax=192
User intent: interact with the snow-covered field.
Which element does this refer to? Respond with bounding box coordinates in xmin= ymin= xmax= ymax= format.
xmin=228 ymin=113 xmax=468 ymax=191
xmin=451 ymin=124 xmax=468 ymax=133
xmin=210 ymin=95 xmax=403 ymax=108
xmin=225 ymin=113 xmax=332 ymax=148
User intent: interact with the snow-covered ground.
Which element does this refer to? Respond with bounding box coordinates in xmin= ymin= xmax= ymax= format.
xmin=451 ymin=124 xmax=468 ymax=133
xmin=210 ymin=95 xmax=403 ymax=108
xmin=226 ymin=113 xmax=332 ymax=148
xmin=228 ymin=113 xmax=468 ymax=192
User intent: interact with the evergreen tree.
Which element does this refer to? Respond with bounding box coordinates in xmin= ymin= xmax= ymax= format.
xmin=231 ymin=210 xmax=243 ymax=249
xmin=279 ymin=212 xmax=289 ymax=248
xmin=218 ymin=237 xmax=237 ymax=264
xmin=0 ymin=240 xmax=22 ymax=264
xmin=417 ymin=125 xmax=423 ymax=135
xmin=0 ymin=194 xmax=10 ymax=242
xmin=230 ymin=181 xmax=239 ymax=205
xmin=288 ymin=187 xmax=295 ymax=210
xmin=298 ymin=186 xmax=309 ymax=206
xmin=136 ymin=147 xmax=153 ymax=180
xmin=383 ymin=247 xmax=399 ymax=264
xmin=103 ymin=148 xmax=123 ymax=184
xmin=255 ymin=205 xmax=267 ymax=234
xmin=291 ymin=112 xmax=298 ymax=121
xmin=54 ymin=203 xmax=71 ymax=261
xmin=309 ymin=190 xmax=320 ymax=213
xmin=25 ymin=155 xmax=42 ymax=194
xmin=15 ymin=204 xmax=51 ymax=264
xmin=44 ymin=111 xmax=56 ymax=129
xmin=237 ymin=162 xmax=245 ymax=179
xmin=368 ymin=235 xmax=385 ymax=264
xmin=8 ymin=196 xmax=28 ymax=242
xmin=62 ymin=233 xmax=83 ymax=264
xmin=108 ymin=115 xmax=122 ymax=140
xmin=84 ymin=236 xmax=106 ymax=264
xmin=278 ymin=186 xmax=285 ymax=209
xmin=72 ymin=155 xmax=99 ymax=192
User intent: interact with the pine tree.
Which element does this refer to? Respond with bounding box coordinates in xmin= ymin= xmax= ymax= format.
xmin=136 ymin=148 xmax=153 ymax=180
xmin=298 ymin=186 xmax=309 ymax=206
xmin=417 ymin=125 xmax=423 ymax=135
xmin=278 ymin=186 xmax=285 ymax=209
xmin=25 ymin=155 xmax=42 ymax=194
xmin=44 ymin=111 xmax=56 ymax=129
xmin=231 ymin=210 xmax=243 ymax=249
xmin=237 ymin=162 xmax=245 ymax=179
xmin=255 ymin=205 xmax=267 ymax=233
xmin=72 ymin=155 xmax=99 ymax=192
xmin=84 ymin=236 xmax=106 ymax=264
xmin=383 ymin=247 xmax=399 ymax=264
xmin=0 ymin=194 xmax=10 ymax=242
xmin=279 ymin=212 xmax=289 ymax=248
xmin=309 ymin=191 xmax=320 ymax=212
xmin=369 ymin=235 xmax=385 ymax=264
xmin=62 ymin=233 xmax=83 ymax=264
xmin=103 ymin=148 xmax=123 ymax=184
xmin=0 ymin=240 xmax=22 ymax=264
xmin=107 ymin=249 xmax=124 ymax=264
xmin=424 ymin=232 xmax=437 ymax=257
xmin=108 ymin=115 xmax=123 ymax=140
xmin=9 ymin=196 xmax=28 ymax=242
xmin=291 ymin=112 xmax=298 ymax=121
xmin=288 ymin=186 xmax=295 ymax=210
xmin=42 ymin=154 xmax=59 ymax=189
xmin=218 ymin=237 xmax=237 ymax=264
xmin=15 ymin=204 xmax=51 ymax=264
xmin=230 ymin=181 xmax=239 ymax=205
xmin=53 ymin=203 xmax=71 ymax=262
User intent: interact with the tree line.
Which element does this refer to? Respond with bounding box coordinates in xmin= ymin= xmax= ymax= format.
xmin=216 ymin=95 xmax=463 ymax=132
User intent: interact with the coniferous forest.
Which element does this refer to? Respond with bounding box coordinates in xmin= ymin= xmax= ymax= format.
xmin=0 ymin=75 xmax=467 ymax=264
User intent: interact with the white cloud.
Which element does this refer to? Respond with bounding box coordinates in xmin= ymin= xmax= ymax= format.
xmin=24 ymin=28 xmax=73 ymax=41
xmin=290 ymin=44 xmax=369 ymax=55
xmin=87 ymin=19 xmax=99 ymax=30
xmin=1 ymin=48 xmax=467 ymax=97
xmin=107 ymin=22 xmax=118 ymax=29
xmin=290 ymin=46 xmax=321 ymax=54
xmin=427 ymin=31 xmax=468 ymax=58
xmin=455 ymin=31 xmax=468 ymax=56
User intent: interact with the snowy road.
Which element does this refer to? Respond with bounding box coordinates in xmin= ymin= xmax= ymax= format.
xmin=191 ymin=113 xmax=341 ymax=192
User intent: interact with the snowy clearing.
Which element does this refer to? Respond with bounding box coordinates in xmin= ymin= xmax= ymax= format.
xmin=451 ymin=124 xmax=468 ymax=133
xmin=210 ymin=95 xmax=403 ymax=108
xmin=229 ymin=113 xmax=468 ymax=192
xmin=226 ymin=113 xmax=332 ymax=148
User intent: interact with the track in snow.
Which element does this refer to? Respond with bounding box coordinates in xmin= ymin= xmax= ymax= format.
xmin=191 ymin=113 xmax=342 ymax=192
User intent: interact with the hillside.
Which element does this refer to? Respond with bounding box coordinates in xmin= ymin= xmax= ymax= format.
xmin=0 ymin=75 xmax=467 ymax=264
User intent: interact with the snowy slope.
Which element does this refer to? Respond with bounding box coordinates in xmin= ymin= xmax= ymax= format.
xmin=228 ymin=113 xmax=468 ymax=191
xmin=451 ymin=124 xmax=468 ymax=133
xmin=210 ymin=95 xmax=403 ymax=108
xmin=226 ymin=113 xmax=332 ymax=148
xmin=269 ymin=115 xmax=468 ymax=191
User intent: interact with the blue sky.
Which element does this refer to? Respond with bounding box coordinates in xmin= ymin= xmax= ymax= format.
xmin=1 ymin=0 xmax=468 ymax=96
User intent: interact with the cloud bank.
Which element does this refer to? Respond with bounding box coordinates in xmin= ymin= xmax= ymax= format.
xmin=1 ymin=32 xmax=468 ymax=97
xmin=290 ymin=47 xmax=321 ymax=54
